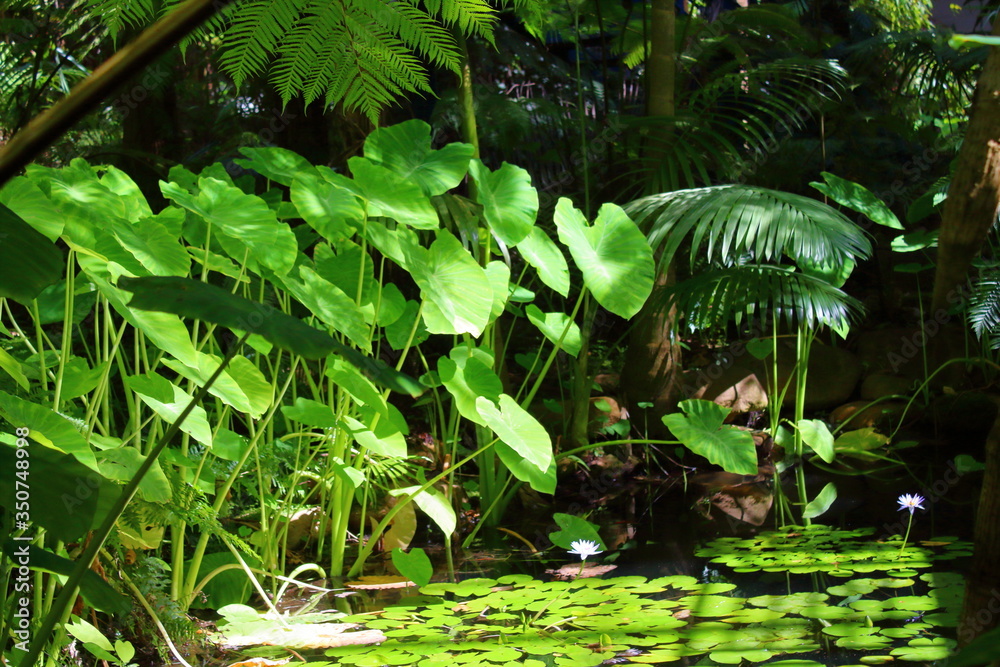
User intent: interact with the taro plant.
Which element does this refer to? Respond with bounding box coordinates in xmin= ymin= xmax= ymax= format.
xmin=0 ymin=118 xmax=654 ymax=662
xmin=624 ymin=185 xmax=873 ymax=524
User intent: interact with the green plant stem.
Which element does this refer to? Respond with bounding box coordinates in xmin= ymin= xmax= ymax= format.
xmin=52 ymin=250 xmax=75 ymax=411
xmin=794 ymin=323 xmax=814 ymax=525
xmin=180 ymin=356 xmax=296 ymax=607
xmin=347 ymin=434 xmax=508 ymax=578
xmin=17 ymin=332 xmax=250 ymax=667
xmin=899 ymin=511 xmax=915 ymax=557
xmin=568 ymin=293 xmax=596 ymax=449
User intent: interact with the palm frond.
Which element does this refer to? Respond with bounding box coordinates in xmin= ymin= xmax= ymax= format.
xmin=622 ymin=58 xmax=847 ymax=192
xmin=625 ymin=185 xmax=872 ymax=272
xmin=666 ymin=265 xmax=866 ymax=332
xmin=969 ymin=270 xmax=1000 ymax=347
xmin=844 ymin=29 xmax=983 ymax=115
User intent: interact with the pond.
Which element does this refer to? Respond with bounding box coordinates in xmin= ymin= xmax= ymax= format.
xmin=207 ymin=458 xmax=976 ymax=667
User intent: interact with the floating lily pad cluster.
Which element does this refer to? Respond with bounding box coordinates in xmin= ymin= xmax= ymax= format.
xmin=696 ymin=524 xmax=973 ymax=576
xmin=316 ymin=562 xmax=964 ymax=666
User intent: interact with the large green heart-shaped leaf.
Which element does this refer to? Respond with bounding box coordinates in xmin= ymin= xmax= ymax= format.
xmin=111 ymin=217 xmax=189 ymax=277
xmin=516 ymin=226 xmax=570 ymax=297
xmin=662 ymin=399 xmax=757 ymax=474
xmin=96 ymin=447 xmax=171 ymax=503
xmin=290 ymin=172 xmax=363 ymax=242
xmin=476 ymin=394 xmax=553 ymax=473
xmin=495 ymin=442 xmax=557 ymax=493
xmin=282 ymin=266 xmax=370 ymax=350
xmin=234 ymin=146 xmax=317 ymax=186
xmin=391 ymin=547 xmax=433 ymax=587
xmin=526 ymin=305 xmax=582 ymax=357
xmin=162 ymin=353 xmax=270 ymax=419
xmin=281 ymin=398 xmax=338 ymax=428
xmin=400 ymin=229 xmax=493 ymax=336
xmin=349 ymin=157 xmax=439 ymax=229
xmin=439 ymin=348 xmax=502 ymax=426
xmin=117 ymin=276 xmax=423 ymax=396
xmin=548 ymin=513 xmax=605 ymax=550
xmin=161 ymin=177 xmax=297 ymax=275
xmin=0 ymin=203 xmax=63 ymax=303
xmin=314 ymin=241 xmax=379 ymax=320
xmin=364 ymin=120 xmax=474 ymax=197
xmin=0 ymin=348 xmax=29 ymax=391
xmin=341 ymin=415 xmax=406 ymax=458
xmin=0 ymin=176 xmax=64 ymax=240
xmin=554 ymin=198 xmax=654 ymax=319
xmin=26 ymin=161 xmax=127 ymax=248
xmin=469 ymin=159 xmax=538 ymax=245
xmin=326 ymin=357 xmax=389 ymax=418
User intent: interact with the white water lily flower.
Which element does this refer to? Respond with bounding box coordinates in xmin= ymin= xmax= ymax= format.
xmin=567 ymin=539 xmax=603 ymax=561
xmin=897 ymin=493 xmax=926 ymax=514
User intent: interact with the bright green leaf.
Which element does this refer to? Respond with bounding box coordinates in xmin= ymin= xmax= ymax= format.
xmin=554 ymin=198 xmax=654 ymax=319
xmin=810 ymin=172 xmax=903 ymax=230
xmin=476 ymin=394 xmax=552 ymax=473
xmin=662 ymin=399 xmax=757 ymax=475
xmin=469 ymin=159 xmax=538 ymax=245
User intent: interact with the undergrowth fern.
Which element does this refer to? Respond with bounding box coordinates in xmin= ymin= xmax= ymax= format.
xmin=77 ymin=0 xmax=499 ymax=121
xmin=969 ymin=271 xmax=1000 ymax=350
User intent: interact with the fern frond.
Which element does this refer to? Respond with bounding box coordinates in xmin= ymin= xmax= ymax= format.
xmin=223 ymin=0 xmax=480 ymax=121
xmin=219 ymin=0 xmax=305 ymax=86
xmin=969 ymin=271 xmax=1000 ymax=346
xmin=423 ymin=0 xmax=497 ymax=41
xmin=365 ymin=0 xmax=461 ymax=69
xmin=78 ymin=0 xmax=156 ymax=39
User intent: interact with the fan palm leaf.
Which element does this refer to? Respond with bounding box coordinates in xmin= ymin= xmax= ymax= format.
xmin=618 ymin=58 xmax=848 ymax=192
xmin=664 ymin=265 xmax=865 ymax=331
xmin=624 ymin=184 xmax=873 ymax=273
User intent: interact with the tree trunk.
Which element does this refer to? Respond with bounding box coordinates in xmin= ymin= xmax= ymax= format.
xmin=930 ymin=20 xmax=1000 ymax=317
xmin=622 ymin=0 xmax=680 ymax=432
xmin=958 ymin=406 xmax=1000 ymax=649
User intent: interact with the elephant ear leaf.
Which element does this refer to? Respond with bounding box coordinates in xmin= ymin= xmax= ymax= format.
xmin=0 ymin=203 xmax=63 ymax=303
xmin=554 ymin=198 xmax=654 ymax=319
xmin=117 ymin=276 xmax=423 ymax=397
xmin=662 ymin=399 xmax=758 ymax=475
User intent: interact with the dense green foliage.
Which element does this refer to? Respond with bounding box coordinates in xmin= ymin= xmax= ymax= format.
xmin=4 ymin=0 xmax=1000 ymax=663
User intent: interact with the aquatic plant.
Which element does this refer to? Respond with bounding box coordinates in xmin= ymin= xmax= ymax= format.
xmin=897 ymin=493 xmax=926 ymax=555
xmin=567 ymin=540 xmax=604 ymax=561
